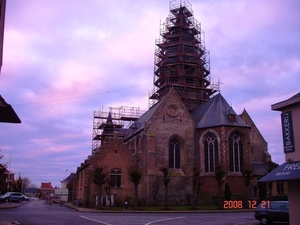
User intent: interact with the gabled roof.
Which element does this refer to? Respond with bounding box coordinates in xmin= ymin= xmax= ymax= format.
xmin=124 ymin=98 xmax=165 ymax=141
xmin=240 ymin=108 xmax=266 ymax=142
xmin=190 ymin=93 xmax=250 ymax=129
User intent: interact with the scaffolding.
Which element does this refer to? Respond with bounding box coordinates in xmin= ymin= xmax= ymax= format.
xmin=92 ymin=106 xmax=144 ymax=151
xmin=149 ymin=0 xmax=217 ymax=110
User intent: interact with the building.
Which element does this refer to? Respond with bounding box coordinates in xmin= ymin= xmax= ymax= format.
xmin=55 ymin=173 xmax=76 ymax=202
xmin=40 ymin=182 xmax=55 ymax=199
xmin=74 ymin=0 xmax=271 ymax=208
xmin=0 ymin=0 xmax=21 ymax=123
xmin=259 ymin=92 xmax=300 ymax=224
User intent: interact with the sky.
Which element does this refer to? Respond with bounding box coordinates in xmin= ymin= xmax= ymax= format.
xmin=0 ymin=0 xmax=299 ymax=188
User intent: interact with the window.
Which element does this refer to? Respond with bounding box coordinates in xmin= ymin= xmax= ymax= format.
xmin=204 ymin=133 xmax=219 ymax=172
xmin=110 ymin=169 xmax=121 ymax=188
xmin=169 ymin=138 xmax=180 ymax=169
xmin=229 ymin=132 xmax=244 ymax=172
xmin=277 ymin=182 xmax=284 ymax=194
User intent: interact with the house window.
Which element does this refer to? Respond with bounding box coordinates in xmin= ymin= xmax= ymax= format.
xmin=169 ymin=138 xmax=180 ymax=169
xmin=229 ymin=132 xmax=244 ymax=172
xmin=110 ymin=169 xmax=121 ymax=188
xmin=204 ymin=133 xmax=219 ymax=172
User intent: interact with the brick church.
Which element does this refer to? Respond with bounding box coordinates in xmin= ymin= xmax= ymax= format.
xmin=74 ymin=1 xmax=270 ymax=207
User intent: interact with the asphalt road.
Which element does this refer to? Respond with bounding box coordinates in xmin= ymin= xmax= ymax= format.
xmin=0 ymin=199 xmax=263 ymax=225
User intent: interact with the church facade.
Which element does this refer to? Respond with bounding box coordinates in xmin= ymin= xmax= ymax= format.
xmin=73 ymin=1 xmax=270 ymax=207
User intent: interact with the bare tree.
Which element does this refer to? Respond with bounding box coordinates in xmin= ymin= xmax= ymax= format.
xmin=128 ymin=165 xmax=142 ymax=208
xmin=0 ymin=149 xmax=8 ymax=194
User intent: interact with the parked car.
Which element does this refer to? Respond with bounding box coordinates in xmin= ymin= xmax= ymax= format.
xmin=0 ymin=192 xmax=25 ymax=203
xmin=22 ymin=194 xmax=30 ymax=201
xmin=254 ymin=201 xmax=289 ymax=225
xmin=0 ymin=192 xmax=10 ymax=203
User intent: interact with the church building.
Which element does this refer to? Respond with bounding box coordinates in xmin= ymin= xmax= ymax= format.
xmin=74 ymin=1 xmax=270 ymax=208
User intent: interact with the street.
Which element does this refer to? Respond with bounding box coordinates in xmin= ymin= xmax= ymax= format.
xmin=0 ymin=199 xmax=261 ymax=225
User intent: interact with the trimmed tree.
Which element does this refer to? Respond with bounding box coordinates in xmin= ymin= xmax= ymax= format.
xmin=267 ymin=161 xmax=279 ymax=200
xmin=93 ymin=167 xmax=108 ymax=209
xmin=128 ymin=166 xmax=142 ymax=208
xmin=242 ymin=168 xmax=252 ymax=208
xmin=191 ymin=166 xmax=199 ymax=209
xmin=215 ymin=165 xmax=225 ymax=209
xmin=160 ymin=166 xmax=170 ymax=210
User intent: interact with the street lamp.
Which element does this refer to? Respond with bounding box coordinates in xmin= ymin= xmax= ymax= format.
xmin=64 ymin=169 xmax=68 ymax=179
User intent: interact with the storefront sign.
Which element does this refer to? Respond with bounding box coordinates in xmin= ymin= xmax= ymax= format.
xmin=281 ymin=111 xmax=295 ymax=153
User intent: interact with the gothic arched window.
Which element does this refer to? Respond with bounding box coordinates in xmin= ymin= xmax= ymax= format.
xmin=229 ymin=132 xmax=244 ymax=172
xmin=169 ymin=138 xmax=180 ymax=169
xmin=110 ymin=169 xmax=121 ymax=188
xmin=204 ymin=133 xmax=219 ymax=172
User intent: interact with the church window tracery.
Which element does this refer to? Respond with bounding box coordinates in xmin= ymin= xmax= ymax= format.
xmin=229 ymin=132 xmax=244 ymax=172
xmin=204 ymin=132 xmax=219 ymax=172
xmin=169 ymin=138 xmax=180 ymax=169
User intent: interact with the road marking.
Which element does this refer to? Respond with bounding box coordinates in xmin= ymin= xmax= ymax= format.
xmin=79 ymin=215 xmax=112 ymax=225
xmin=234 ymin=220 xmax=257 ymax=225
xmin=145 ymin=216 xmax=185 ymax=225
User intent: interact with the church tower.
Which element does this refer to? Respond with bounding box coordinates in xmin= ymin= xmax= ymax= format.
xmin=149 ymin=0 xmax=217 ymax=111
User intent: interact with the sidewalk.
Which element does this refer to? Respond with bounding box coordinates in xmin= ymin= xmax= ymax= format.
xmin=0 ymin=202 xmax=25 ymax=225
xmin=0 ymin=202 xmax=19 ymax=210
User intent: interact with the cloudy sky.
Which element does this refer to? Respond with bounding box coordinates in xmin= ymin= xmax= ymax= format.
xmin=0 ymin=0 xmax=299 ymax=188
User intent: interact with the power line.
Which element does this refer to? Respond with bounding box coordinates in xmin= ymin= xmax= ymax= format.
xmin=12 ymin=82 xmax=152 ymax=106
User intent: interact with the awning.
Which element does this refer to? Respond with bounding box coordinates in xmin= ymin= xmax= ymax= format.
xmin=0 ymin=95 xmax=21 ymax=123
xmin=258 ymin=161 xmax=300 ymax=182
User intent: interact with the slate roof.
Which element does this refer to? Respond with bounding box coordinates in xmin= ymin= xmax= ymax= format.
xmin=62 ymin=173 xmax=76 ymax=183
xmin=124 ymin=92 xmax=250 ymax=140
xmin=124 ymin=98 xmax=165 ymax=141
xmin=190 ymin=93 xmax=250 ymax=129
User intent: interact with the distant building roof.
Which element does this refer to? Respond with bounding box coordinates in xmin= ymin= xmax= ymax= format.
xmin=40 ymin=182 xmax=54 ymax=190
xmin=62 ymin=173 xmax=76 ymax=183
xmin=190 ymin=93 xmax=250 ymax=129
xmin=24 ymin=187 xmax=40 ymax=194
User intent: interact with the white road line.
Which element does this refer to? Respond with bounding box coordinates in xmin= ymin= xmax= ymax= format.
xmin=79 ymin=215 xmax=112 ymax=225
xmin=145 ymin=216 xmax=185 ymax=225
xmin=234 ymin=220 xmax=258 ymax=225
